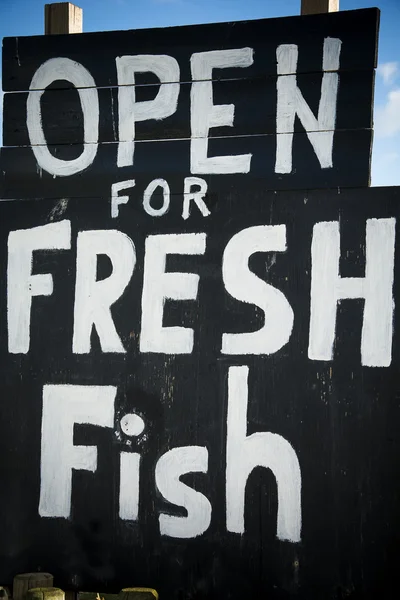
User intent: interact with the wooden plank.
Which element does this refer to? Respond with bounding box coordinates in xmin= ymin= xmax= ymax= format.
xmin=26 ymin=589 xmax=64 ymax=600
xmin=0 ymin=588 xmax=9 ymax=600
xmin=0 ymin=129 xmax=372 ymax=199
xmin=2 ymin=8 xmax=379 ymax=91
xmin=301 ymin=0 xmax=339 ymax=15
xmin=2 ymin=70 xmax=375 ymax=147
xmin=78 ymin=594 xmax=118 ymax=600
xmin=120 ymin=591 xmax=158 ymax=600
xmin=45 ymin=3 xmax=83 ymax=35
xmin=13 ymin=575 xmax=54 ymax=600
xmin=0 ymin=186 xmax=399 ymax=598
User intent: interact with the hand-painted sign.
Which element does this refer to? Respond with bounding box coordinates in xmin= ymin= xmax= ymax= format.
xmin=2 ymin=7 xmax=398 ymax=600
xmin=0 ymin=187 xmax=399 ymax=598
xmin=1 ymin=8 xmax=378 ymax=197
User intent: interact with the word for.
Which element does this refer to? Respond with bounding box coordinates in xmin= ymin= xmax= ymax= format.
xmin=27 ymin=39 xmax=341 ymax=177
xmin=39 ymin=365 xmax=302 ymax=542
xmin=111 ymin=177 xmax=210 ymax=219
xmin=7 ymin=217 xmax=395 ymax=366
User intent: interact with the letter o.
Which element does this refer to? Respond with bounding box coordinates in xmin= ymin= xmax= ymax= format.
xmin=27 ymin=57 xmax=99 ymax=177
xmin=143 ymin=179 xmax=170 ymax=217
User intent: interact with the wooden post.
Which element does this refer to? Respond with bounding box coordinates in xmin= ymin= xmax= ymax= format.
xmin=301 ymin=0 xmax=339 ymax=15
xmin=45 ymin=2 xmax=82 ymax=34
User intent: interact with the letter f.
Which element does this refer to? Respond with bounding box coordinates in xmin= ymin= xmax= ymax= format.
xmin=39 ymin=385 xmax=116 ymax=518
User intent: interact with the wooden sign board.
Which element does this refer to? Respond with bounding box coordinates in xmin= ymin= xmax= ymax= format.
xmin=1 ymin=8 xmax=378 ymax=197
xmin=0 ymin=187 xmax=398 ymax=599
xmin=1 ymin=7 xmax=398 ymax=600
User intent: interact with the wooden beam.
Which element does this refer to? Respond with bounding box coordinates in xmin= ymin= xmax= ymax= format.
xmin=45 ymin=2 xmax=82 ymax=34
xmin=301 ymin=0 xmax=339 ymax=15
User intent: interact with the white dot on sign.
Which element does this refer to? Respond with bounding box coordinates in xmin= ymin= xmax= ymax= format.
xmin=120 ymin=413 xmax=145 ymax=437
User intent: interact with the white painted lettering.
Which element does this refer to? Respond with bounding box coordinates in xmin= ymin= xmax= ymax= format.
xmin=190 ymin=48 xmax=253 ymax=174
xmin=155 ymin=446 xmax=211 ymax=538
xmin=116 ymin=55 xmax=180 ymax=167
xmin=275 ymin=38 xmax=342 ymax=174
xmin=222 ymin=225 xmax=294 ymax=355
xmin=27 ymin=58 xmax=99 ymax=176
xmin=143 ymin=178 xmax=170 ymax=217
xmin=140 ymin=233 xmax=206 ymax=354
xmin=39 ymin=384 xmax=116 ymax=518
xmin=73 ymin=230 xmax=136 ymax=353
xmin=111 ymin=179 xmax=135 ymax=218
xmin=182 ymin=177 xmax=210 ymax=220
xmin=226 ymin=366 xmax=302 ymax=542
xmin=119 ymin=412 xmax=145 ymax=520
xmin=8 ymin=220 xmax=71 ymax=354
xmin=308 ymin=218 xmax=396 ymax=367
xmin=119 ymin=452 xmax=141 ymax=521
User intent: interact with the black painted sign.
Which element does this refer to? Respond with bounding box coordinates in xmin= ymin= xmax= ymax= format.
xmin=1 ymin=8 xmax=378 ymax=197
xmin=0 ymin=188 xmax=399 ymax=600
xmin=2 ymin=8 xmax=399 ymax=600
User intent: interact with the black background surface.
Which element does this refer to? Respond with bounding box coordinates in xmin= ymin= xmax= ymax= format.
xmin=2 ymin=9 xmax=397 ymax=599
xmin=0 ymin=187 xmax=398 ymax=599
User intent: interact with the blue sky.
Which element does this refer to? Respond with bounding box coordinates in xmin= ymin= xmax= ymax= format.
xmin=1 ymin=0 xmax=399 ymax=186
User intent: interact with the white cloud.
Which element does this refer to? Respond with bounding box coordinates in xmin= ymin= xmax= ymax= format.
xmin=374 ymin=88 xmax=400 ymax=138
xmin=377 ymin=61 xmax=398 ymax=86
xmin=0 ymin=79 xmax=3 ymax=147
xmin=371 ymin=149 xmax=400 ymax=187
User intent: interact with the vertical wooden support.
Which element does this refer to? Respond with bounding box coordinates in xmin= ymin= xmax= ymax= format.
xmin=301 ymin=0 xmax=339 ymax=14
xmin=45 ymin=2 xmax=83 ymax=34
